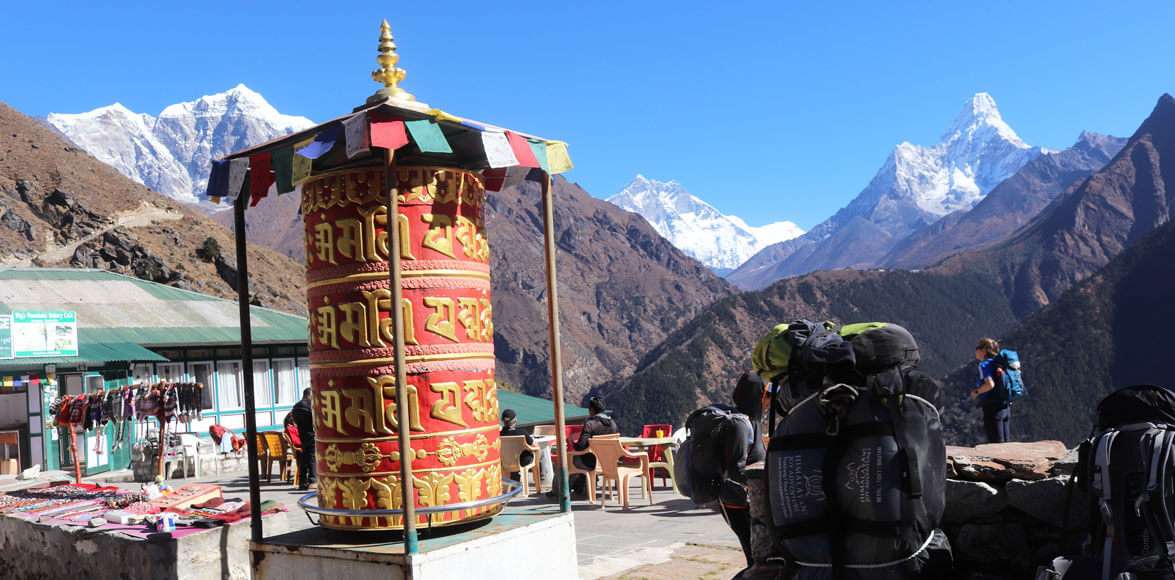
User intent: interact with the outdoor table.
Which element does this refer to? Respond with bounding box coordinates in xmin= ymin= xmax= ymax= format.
xmin=619 ymin=436 xmax=678 ymax=494
xmin=533 ymin=435 xmax=556 ymax=488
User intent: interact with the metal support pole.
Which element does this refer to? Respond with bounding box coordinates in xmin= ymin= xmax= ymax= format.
xmin=541 ymin=174 xmax=571 ymax=513
xmin=386 ymin=150 xmax=419 ymax=553
xmin=234 ymin=194 xmax=265 ymax=544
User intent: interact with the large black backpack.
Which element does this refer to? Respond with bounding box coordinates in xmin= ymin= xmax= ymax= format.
xmin=675 ymin=404 xmax=752 ymax=505
xmin=1066 ymin=385 xmax=1175 ymax=580
xmin=765 ymin=322 xmax=950 ymax=579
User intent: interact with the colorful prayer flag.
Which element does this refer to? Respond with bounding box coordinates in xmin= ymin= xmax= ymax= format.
xmin=505 ymin=132 xmax=540 ymax=168
xmin=405 ymin=120 xmax=452 ymax=154
xmin=482 ymin=168 xmax=507 ymax=192
xmin=227 ymin=158 xmax=250 ymax=201
xmin=370 ymin=118 xmax=409 ymax=150
xmin=546 ymin=141 xmax=574 ymax=174
xmin=481 ymin=131 xmax=518 ymax=168
xmin=206 ymin=159 xmax=230 ymax=200
xmin=272 ymin=147 xmax=295 ymax=194
xmin=297 ymin=126 xmax=341 ymax=160
xmin=292 ymin=138 xmax=314 ymax=184
xmin=249 ymin=151 xmax=274 ymax=207
xmin=528 ymin=141 xmax=550 ymax=173
xmin=428 ymin=108 xmax=464 ymax=124
xmin=343 ymin=112 xmax=371 ymax=159
xmin=2 ymin=377 xmax=12 ymax=388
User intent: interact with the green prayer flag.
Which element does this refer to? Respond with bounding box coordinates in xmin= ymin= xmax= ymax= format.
xmin=528 ymin=141 xmax=550 ymax=173
xmin=272 ymin=146 xmax=294 ymax=194
xmin=405 ymin=120 xmax=453 ymax=154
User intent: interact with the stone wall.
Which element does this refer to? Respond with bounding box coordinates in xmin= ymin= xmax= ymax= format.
xmin=745 ymin=441 xmax=1084 ymax=580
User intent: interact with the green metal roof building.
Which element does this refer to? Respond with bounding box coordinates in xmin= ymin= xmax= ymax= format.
xmin=0 ymin=268 xmax=585 ymax=476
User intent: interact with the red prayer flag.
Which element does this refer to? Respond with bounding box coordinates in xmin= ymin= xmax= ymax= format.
xmin=370 ymin=118 xmax=409 ymax=150
xmin=505 ymin=132 xmax=540 ymax=168
xmin=249 ymin=151 xmax=275 ymax=207
xmin=482 ymin=168 xmax=507 ymax=192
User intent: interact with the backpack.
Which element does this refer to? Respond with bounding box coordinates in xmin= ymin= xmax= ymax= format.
xmin=766 ymin=322 xmax=950 ymax=579
xmin=992 ymin=349 xmax=1026 ymax=402
xmin=1062 ymin=385 xmax=1175 ymax=580
xmin=675 ymin=405 xmax=751 ymax=505
xmin=753 ymin=320 xmax=855 ymax=417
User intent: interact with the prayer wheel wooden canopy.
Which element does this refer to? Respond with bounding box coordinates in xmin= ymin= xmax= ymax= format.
xmin=304 ymin=166 xmax=501 ymax=530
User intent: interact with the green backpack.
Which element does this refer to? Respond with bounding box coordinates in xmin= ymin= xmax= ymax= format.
xmin=752 ymin=320 xmax=838 ymax=382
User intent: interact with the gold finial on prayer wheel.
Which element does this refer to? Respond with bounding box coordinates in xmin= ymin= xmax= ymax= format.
xmin=369 ymin=19 xmax=415 ymax=103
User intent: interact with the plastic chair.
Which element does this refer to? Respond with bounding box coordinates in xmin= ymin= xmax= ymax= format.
xmin=261 ymin=432 xmax=288 ymax=483
xmin=177 ymin=433 xmax=202 ymax=478
xmin=640 ymin=424 xmax=673 ymax=488
xmin=196 ymin=437 xmax=221 ymax=477
xmin=589 ymin=436 xmax=651 ymax=509
xmin=500 ymin=435 xmax=542 ymax=496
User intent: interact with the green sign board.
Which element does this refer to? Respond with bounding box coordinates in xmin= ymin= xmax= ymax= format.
xmin=0 ymin=316 xmax=11 ymax=360
xmin=12 ymin=311 xmax=78 ymax=358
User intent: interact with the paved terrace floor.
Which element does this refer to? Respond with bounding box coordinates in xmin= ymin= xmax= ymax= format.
xmin=106 ymin=466 xmax=744 ymax=579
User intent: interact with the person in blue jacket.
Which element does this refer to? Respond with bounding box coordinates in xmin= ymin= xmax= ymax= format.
xmin=970 ymin=338 xmax=1010 ymax=443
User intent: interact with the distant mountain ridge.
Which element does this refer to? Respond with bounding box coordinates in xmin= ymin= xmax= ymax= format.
xmin=934 ymin=93 xmax=1175 ymax=316
xmin=729 ymin=93 xmax=1045 ymax=288
xmin=884 ymin=131 xmax=1126 ymax=268
xmin=47 ymin=84 xmax=314 ymax=204
xmin=606 ymin=175 xmax=803 ymax=270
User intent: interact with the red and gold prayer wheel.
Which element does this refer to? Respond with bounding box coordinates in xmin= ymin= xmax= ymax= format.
xmin=302 ymin=165 xmax=502 ymax=530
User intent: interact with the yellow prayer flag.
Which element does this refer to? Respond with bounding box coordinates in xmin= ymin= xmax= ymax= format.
xmin=293 ymin=138 xmax=315 ymax=184
xmin=210 ymin=196 xmax=222 ymax=205
xmin=428 ymin=108 xmax=466 ymax=124
xmin=546 ymin=141 xmax=573 ymax=174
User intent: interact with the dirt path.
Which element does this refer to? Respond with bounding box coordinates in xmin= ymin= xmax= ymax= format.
xmin=1 ymin=202 xmax=184 ymax=266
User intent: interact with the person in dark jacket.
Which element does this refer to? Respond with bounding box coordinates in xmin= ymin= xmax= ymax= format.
xmin=720 ymin=372 xmax=769 ymax=571
xmin=290 ymin=388 xmax=316 ymax=490
xmin=500 ymin=408 xmax=534 ymax=472
xmin=572 ymin=397 xmax=618 ymax=471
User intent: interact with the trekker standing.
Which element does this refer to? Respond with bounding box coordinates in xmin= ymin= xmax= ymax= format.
xmin=719 ymin=372 xmax=768 ymax=571
xmin=971 ymin=338 xmax=1011 ymax=443
xmin=290 ymin=388 xmax=316 ymax=490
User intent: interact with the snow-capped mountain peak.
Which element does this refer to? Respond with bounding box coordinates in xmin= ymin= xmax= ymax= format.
xmin=47 ymin=86 xmax=315 ymax=204
xmin=885 ymin=92 xmax=1042 ymax=217
xmin=607 ymin=175 xmax=803 ymax=270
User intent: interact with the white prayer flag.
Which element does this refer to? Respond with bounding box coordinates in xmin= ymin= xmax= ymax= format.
xmin=481 ymin=131 xmax=519 ymax=168
xmin=227 ymin=158 xmax=250 ymax=201
xmin=343 ymin=112 xmax=370 ymax=159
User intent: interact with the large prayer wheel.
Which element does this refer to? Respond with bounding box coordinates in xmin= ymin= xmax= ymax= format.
xmin=302 ymin=165 xmax=501 ymax=530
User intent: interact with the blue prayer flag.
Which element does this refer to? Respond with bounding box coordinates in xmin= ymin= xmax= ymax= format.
xmin=296 ymin=125 xmax=342 ymax=160
xmin=206 ymin=159 xmax=230 ymax=200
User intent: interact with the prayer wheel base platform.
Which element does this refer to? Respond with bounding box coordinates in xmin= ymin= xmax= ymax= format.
xmin=252 ymin=503 xmax=576 ymax=580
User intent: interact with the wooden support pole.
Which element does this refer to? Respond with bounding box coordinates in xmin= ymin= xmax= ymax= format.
xmin=541 ymin=174 xmax=571 ymax=513
xmin=233 ymin=194 xmax=265 ymax=544
xmin=156 ymin=416 xmax=167 ymax=480
xmin=386 ymin=149 xmax=419 ymax=552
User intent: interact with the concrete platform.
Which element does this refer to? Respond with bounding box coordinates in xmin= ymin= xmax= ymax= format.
xmin=252 ymin=503 xmax=577 ymax=580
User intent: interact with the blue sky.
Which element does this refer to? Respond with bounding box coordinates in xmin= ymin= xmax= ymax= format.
xmin=4 ymin=1 xmax=1174 ymax=228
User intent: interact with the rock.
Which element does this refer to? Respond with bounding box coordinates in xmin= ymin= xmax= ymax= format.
xmin=1049 ymin=446 xmax=1080 ymax=476
xmin=954 ymin=521 xmax=1030 ymax=565
xmin=1006 ymin=476 xmax=1088 ymax=530
xmin=948 ymin=441 xmax=1069 ymax=482
xmin=945 ymin=479 xmax=1006 ymax=523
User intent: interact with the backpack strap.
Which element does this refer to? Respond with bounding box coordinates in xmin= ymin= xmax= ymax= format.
xmin=1093 ymin=431 xmax=1119 ymax=580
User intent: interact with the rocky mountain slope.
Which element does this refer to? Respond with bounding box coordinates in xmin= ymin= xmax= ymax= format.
xmin=0 ymin=102 xmax=307 ymax=314
xmin=47 ymin=85 xmax=314 ymax=203
xmin=934 ymin=93 xmax=1175 ymax=316
xmin=942 ymin=220 xmax=1175 ymax=445
xmin=606 ymin=175 xmax=803 ymax=271
xmin=593 ymin=268 xmax=1017 ymax=432
xmin=730 ymin=93 xmax=1045 ymax=289
xmin=884 ymin=131 xmax=1126 ymax=268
